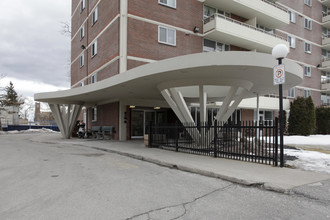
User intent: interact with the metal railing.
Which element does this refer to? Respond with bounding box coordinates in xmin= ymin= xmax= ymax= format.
xmin=204 ymin=14 xmax=286 ymax=41
xmin=149 ymin=119 xmax=280 ymax=166
xmin=261 ymin=0 xmax=288 ymax=13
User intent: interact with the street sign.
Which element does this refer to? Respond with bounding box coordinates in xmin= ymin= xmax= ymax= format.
xmin=273 ymin=64 xmax=285 ymax=85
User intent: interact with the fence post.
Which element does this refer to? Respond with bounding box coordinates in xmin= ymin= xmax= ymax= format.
xmin=214 ymin=120 xmax=218 ymax=158
xmin=148 ymin=121 xmax=153 ymax=148
xmin=275 ymin=117 xmax=279 ymax=166
xmin=175 ymin=121 xmax=179 ymax=152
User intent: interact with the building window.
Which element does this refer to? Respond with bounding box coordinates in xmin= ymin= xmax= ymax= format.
xmin=304 ymin=42 xmax=311 ymax=54
xmin=287 ymin=88 xmax=295 ymax=98
xmin=304 ymin=89 xmax=311 ymax=98
xmin=91 ymin=40 xmax=97 ymax=57
xmin=91 ymin=107 xmax=97 ymax=122
xmin=289 ymin=11 xmax=296 ymax=23
xmin=304 ymin=0 xmax=312 ymax=7
xmin=91 ymin=73 xmax=97 ymax=84
xmin=304 ymin=66 xmax=311 ymax=77
xmin=80 ymin=81 xmax=85 ymax=87
xmin=158 ymin=26 xmax=176 ymax=46
xmin=80 ymin=53 xmax=84 ymax=67
xmin=203 ymin=5 xmax=216 ymax=19
xmin=80 ymin=25 xmax=85 ymax=40
xmin=304 ymin=18 xmax=312 ymax=30
xmin=288 ymin=36 xmax=295 ymax=48
xmin=158 ymin=0 xmax=176 ymax=8
xmin=80 ymin=0 xmax=85 ymax=12
xmin=203 ymin=39 xmax=230 ymax=52
xmin=92 ymin=6 xmax=98 ymax=25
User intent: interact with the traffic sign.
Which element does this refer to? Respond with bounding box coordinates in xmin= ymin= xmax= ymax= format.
xmin=273 ymin=64 xmax=285 ymax=85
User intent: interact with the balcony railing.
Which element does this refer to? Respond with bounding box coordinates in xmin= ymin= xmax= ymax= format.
xmin=261 ymin=0 xmax=288 ymax=13
xmin=322 ymin=57 xmax=330 ymax=62
xmin=321 ymin=78 xmax=330 ymax=84
xmin=322 ymin=11 xmax=330 ymax=17
xmin=204 ymin=14 xmax=286 ymax=41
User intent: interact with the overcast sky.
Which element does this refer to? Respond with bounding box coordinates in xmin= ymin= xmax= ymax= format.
xmin=0 ymin=0 xmax=71 ymax=99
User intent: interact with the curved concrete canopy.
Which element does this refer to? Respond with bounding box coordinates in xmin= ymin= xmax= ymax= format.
xmin=35 ymin=52 xmax=303 ymax=105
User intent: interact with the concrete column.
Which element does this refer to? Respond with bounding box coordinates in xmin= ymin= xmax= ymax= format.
xmin=119 ymin=0 xmax=128 ymax=73
xmin=199 ymin=85 xmax=207 ymax=123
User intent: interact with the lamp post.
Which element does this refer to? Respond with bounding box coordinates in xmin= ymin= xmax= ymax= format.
xmin=272 ymin=44 xmax=289 ymax=167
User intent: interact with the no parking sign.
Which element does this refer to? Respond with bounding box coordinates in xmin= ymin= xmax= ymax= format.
xmin=273 ymin=64 xmax=285 ymax=85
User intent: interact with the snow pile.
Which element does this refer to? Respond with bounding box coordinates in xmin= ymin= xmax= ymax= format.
xmin=0 ymin=128 xmax=59 ymax=135
xmin=284 ymin=135 xmax=330 ymax=146
xmin=285 ymin=149 xmax=330 ymax=174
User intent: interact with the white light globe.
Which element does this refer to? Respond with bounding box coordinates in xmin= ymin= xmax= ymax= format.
xmin=272 ymin=44 xmax=289 ymax=59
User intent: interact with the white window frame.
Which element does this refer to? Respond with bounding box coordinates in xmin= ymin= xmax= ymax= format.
xmin=92 ymin=107 xmax=97 ymax=122
xmin=304 ymin=66 xmax=311 ymax=77
xmin=158 ymin=26 xmax=176 ymax=46
xmin=289 ymin=11 xmax=296 ymax=23
xmin=80 ymin=53 xmax=84 ymax=67
xmin=92 ymin=7 xmax=98 ymax=25
xmin=158 ymin=0 xmax=176 ymax=9
xmin=304 ymin=0 xmax=312 ymax=7
xmin=288 ymin=36 xmax=296 ymax=48
xmin=91 ymin=40 xmax=97 ymax=57
xmin=80 ymin=25 xmax=85 ymax=40
xmin=287 ymin=88 xmax=295 ymax=98
xmin=80 ymin=0 xmax=85 ymax=12
xmin=91 ymin=73 xmax=97 ymax=84
xmin=304 ymin=18 xmax=312 ymax=30
xmin=304 ymin=89 xmax=311 ymax=98
xmin=304 ymin=42 xmax=312 ymax=54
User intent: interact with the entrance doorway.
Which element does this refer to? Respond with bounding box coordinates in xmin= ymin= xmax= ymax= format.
xmin=130 ymin=109 xmax=167 ymax=139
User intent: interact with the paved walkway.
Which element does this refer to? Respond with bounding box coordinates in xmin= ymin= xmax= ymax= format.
xmin=32 ymin=133 xmax=330 ymax=194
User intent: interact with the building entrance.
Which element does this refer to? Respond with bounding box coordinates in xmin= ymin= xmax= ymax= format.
xmin=130 ymin=109 xmax=167 ymax=139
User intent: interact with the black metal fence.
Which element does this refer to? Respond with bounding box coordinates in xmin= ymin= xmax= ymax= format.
xmin=149 ymin=118 xmax=280 ymax=166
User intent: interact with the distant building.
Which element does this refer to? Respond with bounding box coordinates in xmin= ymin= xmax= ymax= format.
xmin=34 ymin=102 xmax=55 ymax=125
xmin=0 ymin=106 xmax=19 ymax=127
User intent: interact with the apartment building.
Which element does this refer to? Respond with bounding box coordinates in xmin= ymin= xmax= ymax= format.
xmin=36 ymin=0 xmax=310 ymax=140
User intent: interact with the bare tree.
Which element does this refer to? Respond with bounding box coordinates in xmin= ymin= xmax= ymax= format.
xmin=60 ymin=21 xmax=71 ymax=36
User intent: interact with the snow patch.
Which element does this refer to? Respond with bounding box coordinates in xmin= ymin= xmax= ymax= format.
xmin=284 ymin=135 xmax=330 ymax=146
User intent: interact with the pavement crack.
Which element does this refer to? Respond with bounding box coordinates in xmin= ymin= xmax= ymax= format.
xmin=126 ymin=184 xmax=234 ymax=220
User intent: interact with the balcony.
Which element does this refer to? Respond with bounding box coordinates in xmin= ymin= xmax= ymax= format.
xmin=322 ymin=77 xmax=330 ymax=91
xmin=319 ymin=0 xmax=330 ymax=8
xmin=203 ymin=0 xmax=289 ymax=29
xmin=322 ymin=35 xmax=330 ymax=50
xmin=322 ymin=12 xmax=330 ymax=29
xmin=203 ymin=14 xmax=289 ymax=54
xmin=321 ymin=57 xmax=330 ymax=71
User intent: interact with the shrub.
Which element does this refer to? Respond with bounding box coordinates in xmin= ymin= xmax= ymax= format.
xmin=316 ymin=107 xmax=330 ymax=134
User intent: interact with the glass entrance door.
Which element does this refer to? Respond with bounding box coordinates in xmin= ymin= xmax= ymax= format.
xmin=131 ymin=110 xmax=144 ymax=138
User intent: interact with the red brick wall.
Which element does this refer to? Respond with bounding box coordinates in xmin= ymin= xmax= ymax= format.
xmin=241 ymin=109 xmax=254 ymax=122
xmin=127 ymin=60 xmax=147 ymax=70
xmin=128 ymin=0 xmax=203 ymax=32
xmin=89 ymin=102 xmax=120 ymax=140
xmin=127 ymin=18 xmax=202 ymax=60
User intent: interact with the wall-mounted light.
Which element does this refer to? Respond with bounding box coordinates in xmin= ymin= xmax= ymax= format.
xmin=193 ymin=26 xmax=200 ymax=33
xmin=81 ymin=45 xmax=86 ymax=50
xmin=129 ymin=105 xmax=135 ymax=108
xmin=154 ymin=107 xmax=161 ymax=110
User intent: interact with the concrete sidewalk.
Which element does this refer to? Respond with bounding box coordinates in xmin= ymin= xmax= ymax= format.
xmin=33 ymin=133 xmax=330 ymax=194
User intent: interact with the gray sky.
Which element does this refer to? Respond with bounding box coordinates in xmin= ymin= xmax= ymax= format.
xmin=0 ymin=0 xmax=71 ymax=99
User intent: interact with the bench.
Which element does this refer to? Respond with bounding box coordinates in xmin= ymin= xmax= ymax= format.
xmin=90 ymin=126 xmax=114 ymax=139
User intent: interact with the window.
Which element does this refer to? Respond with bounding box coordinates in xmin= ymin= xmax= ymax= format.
xmin=289 ymin=11 xmax=296 ymax=23
xmin=304 ymin=0 xmax=312 ymax=6
xmin=158 ymin=26 xmax=176 ymax=46
xmin=304 ymin=89 xmax=311 ymax=98
xmin=91 ymin=73 xmax=97 ymax=84
xmin=80 ymin=0 xmax=85 ymax=12
xmin=80 ymin=81 xmax=85 ymax=87
xmin=287 ymin=88 xmax=295 ymax=98
xmin=92 ymin=7 xmax=98 ymax=25
xmin=304 ymin=18 xmax=312 ymax=30
xmin=305 ymin=42 xmax=311 ymax=54
xmin=203 ymin=39 xmax=230 ymax=52
xmin=158 ymin=0 xmax=176 ymax=8
xmin=304 ymin=66 xmax=311 ymax=77
xmin=91 ymin=40 xmax=97 ymax=57
xmin=92 ymin=107 xmax=97 ymax=122
xmin=288 ymin=36 xmax=295 ymax=48
xmin=80 ymin=53 xmax=84 ymax=67
xmin=80 ymin=25 xmax=85 ymax=40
